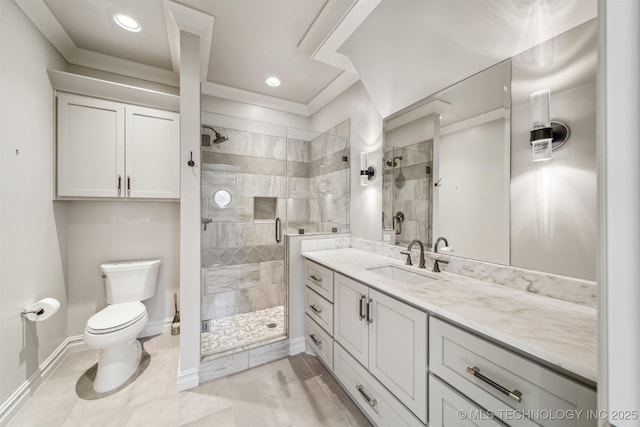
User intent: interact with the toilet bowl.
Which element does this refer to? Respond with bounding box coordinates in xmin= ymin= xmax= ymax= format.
xmin=84 ymin=259 xmax=161 ymax=393
xmin=84 ymin=302 xmax=148 ymax=393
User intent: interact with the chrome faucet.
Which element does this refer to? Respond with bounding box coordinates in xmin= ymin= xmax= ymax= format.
xmin=400 ymin=239 xmax=426 ymax=268
xmin=433 ymin=236 xmax=449 ymax=253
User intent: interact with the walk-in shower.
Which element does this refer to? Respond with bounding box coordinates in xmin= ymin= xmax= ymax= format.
xmin=200 ymin=113 xmax=349 ymax=358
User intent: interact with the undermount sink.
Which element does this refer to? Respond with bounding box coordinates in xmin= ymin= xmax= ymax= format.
xmin=366 ymin=265 xmax=438 ymax=285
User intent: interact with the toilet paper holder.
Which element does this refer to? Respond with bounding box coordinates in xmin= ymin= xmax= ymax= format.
xmin=20 ymin=298 xmax=60 ymax=321
xmin=21 ymin=308 xmax=45 ymax=318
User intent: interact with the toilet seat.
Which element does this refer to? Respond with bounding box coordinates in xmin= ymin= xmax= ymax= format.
xmin=87 ymin=302 xmax=146 ymax=334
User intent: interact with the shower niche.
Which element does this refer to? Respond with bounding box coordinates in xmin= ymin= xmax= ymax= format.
xmin=253 ymin=197 xmax=277 ymax=222
xmin=200 ymin=112 xmax=349 ymax=359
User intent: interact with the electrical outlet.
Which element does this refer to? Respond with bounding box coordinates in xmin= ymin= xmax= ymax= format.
xmin=201 ymin=319 xmax=211 ymax=333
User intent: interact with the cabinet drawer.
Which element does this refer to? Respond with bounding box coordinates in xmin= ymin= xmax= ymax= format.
xmin=305 ymin=287 xmax=333 ymax=335
xmin=334 ymin=344 xmax=423 ymax=427
xmin=305 ymin=315 xmax=333 ymax=369
xmin=305 ymin=260 xmax=334 ymax=302
xmin=430 ymin=318 xmax=596 ymax=427
xmin=430 ymin=374 xmax=504 ymax=427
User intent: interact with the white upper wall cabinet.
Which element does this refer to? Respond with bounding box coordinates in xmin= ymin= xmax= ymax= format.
xmin=57 ymin=93 xmax=180 ymax=199
xmin=125 ymin=106 xmax=180 ymax=199
xmin=57 ymin=94 xmax=125 ymax=198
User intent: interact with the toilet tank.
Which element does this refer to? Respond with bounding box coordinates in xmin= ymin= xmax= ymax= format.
xmin=101 ymin=259 xmax=162 ymax=304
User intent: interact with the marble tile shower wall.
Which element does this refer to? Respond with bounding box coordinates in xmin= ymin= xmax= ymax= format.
xmin=383 ymin=141 xmax=432 ymax=246
xmin=201 ymin=128 xmax=287 ymax=321
xmin=287 ymin=120 xmax=350 ymax=234
xmin=200 ymin=120 xmax=350 ymax=322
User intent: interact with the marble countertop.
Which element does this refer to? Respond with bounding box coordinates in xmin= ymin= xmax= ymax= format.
xmin=301 ymin=248 xmax=597 ymax=384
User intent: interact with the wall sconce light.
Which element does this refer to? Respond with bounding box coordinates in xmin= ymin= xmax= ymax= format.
xmin=360 ymin=152 xmax=376 ymax=186
xmin=529 ymin=89 xmax=570 ymax=162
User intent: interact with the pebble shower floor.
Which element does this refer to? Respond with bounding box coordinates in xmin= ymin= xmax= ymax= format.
xmin=201 ymin=305 xmax=285 ymax=355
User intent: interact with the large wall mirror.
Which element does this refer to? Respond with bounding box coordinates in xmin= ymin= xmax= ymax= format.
xmin=382 ymin=19 xmax=597 ymax=281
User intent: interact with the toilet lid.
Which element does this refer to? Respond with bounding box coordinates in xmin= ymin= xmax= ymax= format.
xmin=87 ymin=302 xmax=146 ymax=334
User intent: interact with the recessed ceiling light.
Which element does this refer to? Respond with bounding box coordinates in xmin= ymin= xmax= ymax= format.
xmin=265 ymin=77 xmax=281 ymax=87
xmin=113 ymin=14 xmax=141 ymax=32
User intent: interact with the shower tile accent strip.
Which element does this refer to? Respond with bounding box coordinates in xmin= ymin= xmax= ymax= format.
xmin=202 ymin=152 xmax=287 ymax=176
xmin=202 ymin=244 xmax=285 ymax=267
xmin=309 ymin=147 xmax=349 ymax=177
xmin=301 ymin=237 xmax=597 ymax=308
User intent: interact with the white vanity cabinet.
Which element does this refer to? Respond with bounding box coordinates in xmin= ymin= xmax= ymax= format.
xmin=333 ymin=273 xmax=427 ymax=424
xmin=57 ymin=93 xmax=180 ymax=199
xmin=430 ymin=317 xmax=597 ymax=427
xmin=429 ymin=374 xmax=504 ymax=427
xmin=304 ymin=260 xmax=335 ymax=369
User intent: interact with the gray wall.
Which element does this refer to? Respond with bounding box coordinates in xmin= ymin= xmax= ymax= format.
xmin=310 ymin=82 xmax=384 ymax=242
xmin=0 ymin=0 xmax=68 ymax=407
xmin=510 ymin=19 xmax=597 ymax=280
xmin=66 ymin=202 xmax=180 ymax=336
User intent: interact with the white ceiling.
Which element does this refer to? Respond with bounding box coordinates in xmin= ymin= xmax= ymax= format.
xmin=45 ymin=0 xmax=173 ymax=70
xmin=17 ymin=0 xmax=597 ymax=117
xmin=340 ymin=0 xmax=597 ymax=118
xmin=179 ymin=0 xmax=344 ymax=104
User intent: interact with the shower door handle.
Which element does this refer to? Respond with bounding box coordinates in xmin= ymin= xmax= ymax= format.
xmin=275 ymin=217 xmax=282 ymax=243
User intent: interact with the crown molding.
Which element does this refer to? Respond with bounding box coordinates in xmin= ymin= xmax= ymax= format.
xmin=15 ymin=0 xmax=367 ymax=118
xmin=15 ymin=0 xmax=179 ymax=87
xmin=309 ymin=0 xmax=382 ymax=73
xmin=307 ymin=70 xmax=360 ymax=115
xmin=164 ymin=1 xmax=214 ymax=82
xmin=202 ymin=81 xmax=309 ymax=116
xmin=48 ymin=70 xmax=180 ymax=111
xmin=384 ymin=99 xmax=451 ymax=131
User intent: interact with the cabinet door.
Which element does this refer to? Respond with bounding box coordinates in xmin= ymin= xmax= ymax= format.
xmin=430 ymin=374 xmax=504 ymax=427
xmin=57 ymin=93 xmax=124 ymax=197
xmin=333 ymin=273 xmax=369 ymax=367
xmin=369 ymin=289 xmax=427 ymax=423
xmin=125 ymin=106 xmax=180 ymax=199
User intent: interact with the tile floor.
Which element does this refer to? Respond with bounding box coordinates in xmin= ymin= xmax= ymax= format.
xmin=201 ymin=305 xmax=285 ymax=355
xmin=8 ymin=333 xmax=371 ymax=427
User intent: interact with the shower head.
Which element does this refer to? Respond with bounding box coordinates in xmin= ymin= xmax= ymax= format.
xmin=202 ymin=125 xmax=228 ymax=146
xmin=386 ymin=156 xmax=403 ymax=167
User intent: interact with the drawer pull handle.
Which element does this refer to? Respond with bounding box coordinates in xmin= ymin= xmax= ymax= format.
xmin=359 ymin=295 xmax=366 ymax=320
xmin=309 ymin=333 xmax=322 ymax=349
xmin=117 ymin=175 xmax=122 ymax=195
xmin=366 ymin=299 xmax=373 ymax=324
xmin=310 ymin=304 xmax=322 ymax=315
xmin=356 ymin=385 xmax=377 ymax=407
xmin=466 ymin=366 xmax=522 ymax=403
xmin=309 ymin=274 xmax=322 ymax=284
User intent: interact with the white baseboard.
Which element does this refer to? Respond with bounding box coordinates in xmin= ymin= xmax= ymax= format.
xmin=140 ymin=317 xmax=173 ymax=338
xmin=176 ymin=367 xmax=199 ymax=392
xmin=0 ymin=336 xmax=78 ymax=427
xmin=289 ymin=336 xmax=306 ymax=355
xmin=66 ymin=335 xmax=88 ymax=353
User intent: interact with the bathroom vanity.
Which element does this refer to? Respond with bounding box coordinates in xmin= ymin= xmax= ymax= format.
xmin=301 ymin=248 xmax=597 ymax=427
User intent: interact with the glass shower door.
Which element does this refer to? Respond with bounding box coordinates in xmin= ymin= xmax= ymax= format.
xmin=200 ymin=113 xmax=287 ymax=357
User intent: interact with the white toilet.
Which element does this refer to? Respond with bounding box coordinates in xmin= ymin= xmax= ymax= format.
xmin=84 ymin=259 xmax=161 ymax=393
